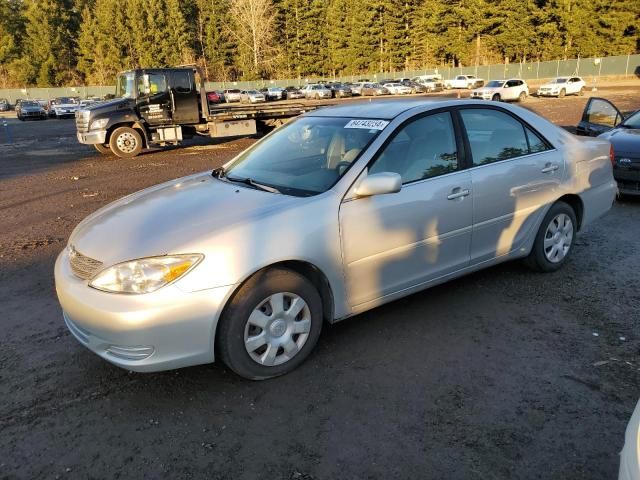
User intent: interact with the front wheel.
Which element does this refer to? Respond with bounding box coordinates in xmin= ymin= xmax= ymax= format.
xmin=525 ymin=201 xmax=577 ymax=272
xmin=109 ymin=126 xmax=143 ymax=158
xmin=216 ymin=268 xmax=323 ymax=380
xmin=94 ymin=143 xmax=111 ymax=155
xmin=559 ymin=89 xmax=566 ymax=98
xmin=492 ymin=94 xmax=501 ymax=102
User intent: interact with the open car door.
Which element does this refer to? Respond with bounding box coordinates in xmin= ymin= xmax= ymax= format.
xmin=576 ymin=97 xmax=624 ymax=136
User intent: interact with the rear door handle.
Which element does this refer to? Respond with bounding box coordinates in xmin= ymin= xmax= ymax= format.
xmin=447 ymin=188 xmax=470 ymax=200
xmin=541 ymin=163 xmax=559 ymax=173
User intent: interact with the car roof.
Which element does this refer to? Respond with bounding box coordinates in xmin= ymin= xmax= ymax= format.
xmin=306 ymin=99 xmax=457 ymax=119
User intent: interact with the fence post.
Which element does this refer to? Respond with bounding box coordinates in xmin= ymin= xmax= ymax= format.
xmin=536 ymin=60 xmax=539 ymax=79
xmin=556 ymin=59 xmax=559 ymax=77
xmin=625 ymin=54 xmax=630 ymax=76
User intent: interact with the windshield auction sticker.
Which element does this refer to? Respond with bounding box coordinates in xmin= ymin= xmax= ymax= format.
xmin=344 ymin=119 xmax=389 ymax=130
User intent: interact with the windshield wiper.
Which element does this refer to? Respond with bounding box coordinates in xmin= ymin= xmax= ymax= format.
xmin=225 ymin=176 xmax=281 ymax=194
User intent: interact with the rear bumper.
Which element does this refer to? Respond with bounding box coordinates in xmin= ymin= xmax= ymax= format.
xmin=55 ymin=249 xmax=234 ymax=372
xmin=77 ymin=130 xmax=107 ymax=145
xmin=614 ymin=168 xmax=640 ymax=196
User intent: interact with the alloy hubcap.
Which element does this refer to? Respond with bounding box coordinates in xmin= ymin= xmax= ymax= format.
xmin=116 ymin=132 xmax=137 ymax=153
xmin=244 ymin=292 xmax=311 ymax=367
xmin=544 ymin=213 xmax=573 ymax=263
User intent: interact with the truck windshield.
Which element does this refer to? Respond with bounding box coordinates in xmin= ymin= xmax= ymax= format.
xmin=116 ymin=73 xmax=136 ymax=98
xmin=221 ymin=116 xmax=383 ymax=196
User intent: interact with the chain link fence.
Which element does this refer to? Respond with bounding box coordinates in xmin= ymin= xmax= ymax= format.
xmin=0 ymin=54 xmax=638 ymax=102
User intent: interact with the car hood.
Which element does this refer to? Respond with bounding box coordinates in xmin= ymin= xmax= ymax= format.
xmin=598 ymin=128 xmax=640 ymax=155
xmin=69 ymin=172 xmax=298 ymax=266
xmin=539 ymin=83 xmax=563 ymax=89
xmin=21 ymin=106 xmax=43 ymax=111
xmin=473 ymin=87 xmax=499 ymax=93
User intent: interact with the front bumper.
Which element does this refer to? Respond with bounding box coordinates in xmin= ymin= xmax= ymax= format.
xmin=77 ymin=130 xmax=107 ymax=145
xmin=55 ymin=249 xmax=234 ymax=372
xmin=537 ymin=90 xmax=559 ymax=97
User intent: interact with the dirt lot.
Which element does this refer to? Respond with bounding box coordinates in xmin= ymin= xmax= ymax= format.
xmin=1 ymin=88 xmax=639 ymax=479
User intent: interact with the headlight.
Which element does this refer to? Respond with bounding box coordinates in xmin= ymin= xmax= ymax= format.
xmin=89 ymin=254 xmax=203 ymax=294
xmin=90 ymin=118 xmax=108 ymax=130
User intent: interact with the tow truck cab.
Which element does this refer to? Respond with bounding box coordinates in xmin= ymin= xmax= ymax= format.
xmin=76 ymin=67 xmax=210 ymax=157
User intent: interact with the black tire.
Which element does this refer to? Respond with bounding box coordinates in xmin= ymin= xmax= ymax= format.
xmin=94 ymin=143 xmax=111 ymax=155
xmin=491 ymin=93 xmax=501 ymax=102
xmin=518 ymin=91 xmax=526 ymax=102
xmin=578 ymin=86 xmax=584 ymax=96
xmin=525 ymin=201 xmax=577 ymax=272
xmin=559 ymin=88 xmax=566 ymax=98
xmin=109 ymin=126 xmax=143 ymax=158
xmin=217 ymin=268 xmax=323 ymax=380
xmin=17 ymin=114 xmax=24 ymax=121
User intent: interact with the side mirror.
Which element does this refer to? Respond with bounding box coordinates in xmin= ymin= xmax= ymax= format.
xmin=354 ymin=172 xmax=402 ymax=198
xmin=140 ymin=74 xmax=151 ymax=95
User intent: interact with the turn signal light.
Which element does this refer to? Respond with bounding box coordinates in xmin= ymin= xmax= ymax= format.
xmin=610 ymin=144 xmax=615 ymax=167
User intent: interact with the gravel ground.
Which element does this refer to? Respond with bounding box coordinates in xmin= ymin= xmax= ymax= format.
xmin=1 ymin=88 xmax=639 ymax=480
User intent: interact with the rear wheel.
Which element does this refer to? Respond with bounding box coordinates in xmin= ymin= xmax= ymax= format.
xmin=217 ymin=268 xmax=323 ymax=380
xmin=94 ymin=144 xmax=111 ymax=155
xmin=578 ymin=86 xmax=585 ymax=96
xmin=525 ymin=201 xmax=577 ymax=272
xmin=518 ymin=91 xmax=526 ymax=102
xmin=559 ymin=88 xmax=566 ymax=98
xmin=109 ymin=126 xmax=143 ymax=158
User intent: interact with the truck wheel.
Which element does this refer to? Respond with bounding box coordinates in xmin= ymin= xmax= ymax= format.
xmin=109 ymin=126 xmax=142 ymax=158
xmin=559 ymin=89 xmax=566 ymax=98
xmin=94 ymin=144 xmax=111 ymax=155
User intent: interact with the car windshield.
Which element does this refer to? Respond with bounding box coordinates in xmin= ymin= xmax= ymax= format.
xmin=53 ymin=97 xmax=74 ymax=104
xmin=621 ymin=110 xmax=640 ymax=129
xmin=222 ymin=116 xmax=384 ymax=196
xmin=551 ymin=78 xmax=568 ymax=84
xmin=485 ymin=81 xmax=505 ymax=88
xmin=116 ymin=72 xmax=136 ymax=98
xmin=22 ymin=101 xmax=39 ymax=107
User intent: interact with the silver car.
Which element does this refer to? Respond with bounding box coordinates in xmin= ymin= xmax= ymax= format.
xmin=240 ymin=90 xmax=266 ymax=104
xmin=55 ymin=100 xmax=616 ymax=379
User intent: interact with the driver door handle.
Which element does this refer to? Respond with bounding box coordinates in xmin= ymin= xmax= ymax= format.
xmin=447 ymin=188 xmax=470 ymax=200
xmin=541 ymin=163 xmax=559 ymax=173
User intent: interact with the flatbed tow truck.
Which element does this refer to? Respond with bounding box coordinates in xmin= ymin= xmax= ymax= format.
xmin=75 ymin=66 xmax=326 ymax=158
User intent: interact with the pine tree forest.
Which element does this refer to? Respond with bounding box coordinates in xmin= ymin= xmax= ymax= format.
xmin=0 ymin=0 xmax=638 ymax=87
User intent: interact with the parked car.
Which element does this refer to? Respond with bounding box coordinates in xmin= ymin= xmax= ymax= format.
xmin=327 ymin=82 xmax=353 ymax=98
xmin=284 ymin=86 xmax=304 ymax=100
xmin=537 ymin=76 xmax=585 ymax=98
xmin=382 ymin=82 xmax=412 ymax=95
xmin=54 ymin=99 xmax=615 ymax=379
xmin=399 ymin=80 xmax=428 ymax=94
xmin=444 ymin=75 xmax=484 ymax=89
xmin=619 ymin=399 xmax=640 ymax=480
xmin=223 ymin=89 xmax=242 ymax=103
xmin=206 ymin=91 xmax=225 ymax=104
xmin=414 ymin=77 xmax=444 ymax=92
xmin=576 ymin=97 xmax=640 ymax=197
xmin=470 ymin=79 xmax=529 ymax=102
xmin=302 ymin=84 xmax=332 ymax=100
xmin=0 ymin=98 xmax=11 ymax=111
xmin=240 ymin=90 xmax=266 ymax=104
xmin=265 ymin=87 xmax=286 ymax=101
xmin=16 ymin=100 xmax=47 ymax=120
xmin=349 ymin=82 xmax=365 ymax=96
xmin=49 ymin=97 xmax=80 ymax=118
xmin=361 ymin=83 xmax=390 ymax=96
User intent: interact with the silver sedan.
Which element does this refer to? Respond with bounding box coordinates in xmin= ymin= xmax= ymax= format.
xmin=55 ymin=100 xmax=616 ymax=379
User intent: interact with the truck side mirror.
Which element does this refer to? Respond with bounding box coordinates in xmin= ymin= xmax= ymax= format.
xmin=140 ymin=74 xmax=151 ymax=95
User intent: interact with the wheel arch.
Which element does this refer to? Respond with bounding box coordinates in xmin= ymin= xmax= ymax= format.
xmin=556 ymin=194 xmax=584 ymax=231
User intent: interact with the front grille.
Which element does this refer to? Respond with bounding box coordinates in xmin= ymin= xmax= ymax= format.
xmin=69 ymin=247 xmax=103 ymax=280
